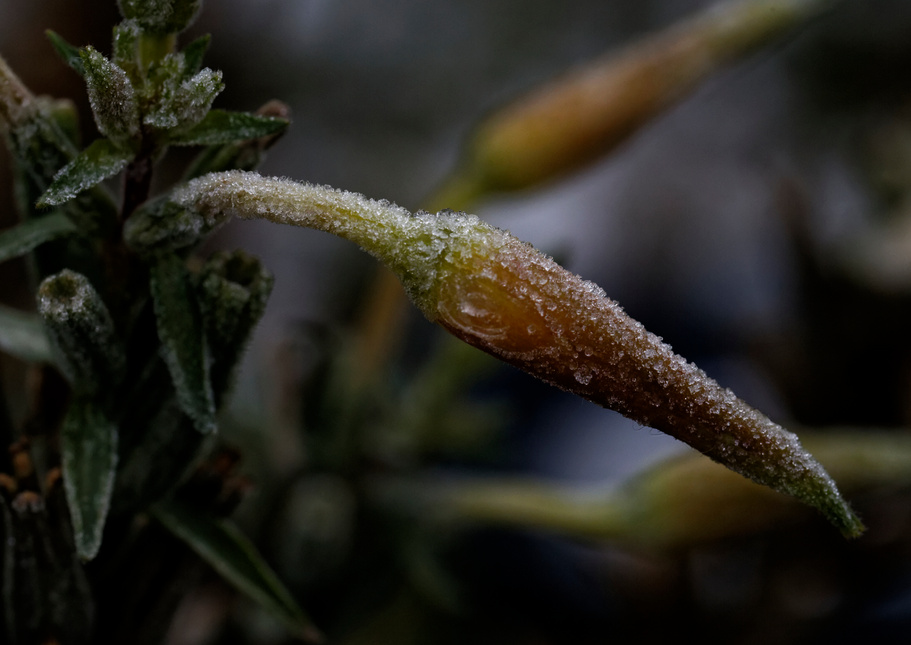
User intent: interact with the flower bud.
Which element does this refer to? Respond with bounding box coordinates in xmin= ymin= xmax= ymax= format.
xmin=174 ymin=171 xmax=863 ymax=536
xmin=37 ymin=269 xmax=125 ymax=393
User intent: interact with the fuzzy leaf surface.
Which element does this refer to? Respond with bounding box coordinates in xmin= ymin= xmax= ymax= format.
xmin=0 ymin=212 xmax=76 ymax=264
xmin=149 ymin=253 xmax=216 ymax=434
xmin=62 ymin=397 xmax=118 ymax=560
xmin=81 ymin=46 xmax=139 ymax=142
xmin=38 ymin=138 xmax=133 ymax=207
xmin=154 ymin=500 xmax=320 ymax=641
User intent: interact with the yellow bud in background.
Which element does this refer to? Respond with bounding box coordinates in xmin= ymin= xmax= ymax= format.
xmin=442 ymin=0 xmax=833 ymax=198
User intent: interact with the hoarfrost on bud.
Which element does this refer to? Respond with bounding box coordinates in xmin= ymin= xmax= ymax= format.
xmin=173 ymin=170 xmax=863 ymax=536
xmin=81 ymin=47 xmax=139 ymax=143
xmin=37 ymin=269 xmax=125 ymax=392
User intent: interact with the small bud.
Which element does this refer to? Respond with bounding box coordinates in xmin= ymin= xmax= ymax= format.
xmin=37 ymin=270 xmax=125 ymax=393
xmin=197 ymin=250 xmax=274 ymax=403
xmin=80 ymin=47 xmax=140 ymax=143
xmin=173 ymin=171 xmax=863 ymax=536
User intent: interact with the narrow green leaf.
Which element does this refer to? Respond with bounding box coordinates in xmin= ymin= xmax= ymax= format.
xmin=170 ymin=109 xmax=288 ymax=146
xmin=0 ymin=212 xmax=76 ymax=264
xmin=62 ymin=397 xmax=118 ymax=560
xmin=149 ymin=253 xmax=217 ymax=434
xmin=182 ymin=34 xmax=211 ymax=77
xmin=154 ymin=500 xmax=321 ymax=642
xmin=0 ymin=304 xmax=52 ymax=363
xmin=38 ymin=138 xmax=133 ymax=207
xmin=45 ymin=30 xmax=85 ymax=76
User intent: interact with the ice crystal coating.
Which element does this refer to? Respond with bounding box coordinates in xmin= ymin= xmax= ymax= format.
xmin=37 ymin=269 xmax=125 ymax=392
xmin=174 ymin=170 xmax=862 ymax=536
xmin=81 ymin=47 xmax=139 ymax=143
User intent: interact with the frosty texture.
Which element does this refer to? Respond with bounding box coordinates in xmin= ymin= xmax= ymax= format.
xmin=81 ymin=47 xmax=139 ymax=143
xmin=175 ymin=170 xmax=862 ymax=536
xmin=37 ymin=269 xmax=125 ymax=393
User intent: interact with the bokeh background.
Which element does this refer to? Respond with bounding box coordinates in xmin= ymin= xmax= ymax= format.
xmin=5 ymin=1 xmax=911 ymax=643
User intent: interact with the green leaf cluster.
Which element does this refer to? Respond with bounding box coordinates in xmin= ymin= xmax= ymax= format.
xmin=0 ymin=0 xmax=300 ymax=640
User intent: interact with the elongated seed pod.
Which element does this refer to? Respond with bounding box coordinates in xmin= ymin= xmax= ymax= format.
xmin=174 ymin=170 xmax=862 ymax=537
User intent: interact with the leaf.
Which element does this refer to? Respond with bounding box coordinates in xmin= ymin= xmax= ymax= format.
xmin=149 ymin=253 xmax=216 ymax=434
xmin=181 ymin=34 xmax=211 ymax=77
xmin=170 ymin=109 xmax=288 ymax=146
xmin=45 ymin=30 xmax=85 ymax=76
xmin=0 ymin=212 xmax=76 ymax=264
xmin=62 ymin=397 xmax=118 ymax=560
xmin=38 ymin=138 xmax=133 ymax=207
xmin=0 ymin=304 xmax=52 ymax=363
xmin=154 ymin=500 xmax=321 ymax=642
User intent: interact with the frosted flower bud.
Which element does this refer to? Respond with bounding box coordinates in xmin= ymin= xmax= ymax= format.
xmin=173 ymin=171 xmax=862 ymax=536
xmin=37 ymin=269 xmax=125 ymax=393
xmin=80 ymin=47 xmax=139 ymax=144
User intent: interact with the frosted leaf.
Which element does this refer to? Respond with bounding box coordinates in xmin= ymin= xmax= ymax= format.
xmin=149 ymin=253 xmax=216 ymax=434
xmin=80 ymin=47 xmax=139 ymax=143
xmin=173 ymin=170 xmax=862 ymax=536
xmin=62 ymin=397 xmax=118 ymax=560
xmin=144 ymin=64 xmax=223 ymax=132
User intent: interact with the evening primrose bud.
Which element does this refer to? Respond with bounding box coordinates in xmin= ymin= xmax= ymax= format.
xmin=451 ymin=0 xmax=833 ymax=195
xmin=37 ymin=270 xmax=125 ymax=393
xmin=173 ymin=170 xmax=862 ymax=537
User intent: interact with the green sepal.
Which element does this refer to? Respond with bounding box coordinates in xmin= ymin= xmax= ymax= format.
xmin=37 ymin=269 xmax=126 ymax=392
xmin=169 ymin=109 xmax=288 ymax=146
xmin=0 ymin=212 xmax=77 ymax=264
xmin=149 ymin=253 xmax=217 ymax=434
xmin=38 ymin=138 xmax=133 ymax=207
xmin=80 ymin=46 xmax=140 ymax=143
xmin=61 ymin=396 xmax=118 ymax=560
xmin=181 ymin=34 xmax=211 ymax=77
xmin=196 ymin=250 xmax=274 ymax=404
xmin=153 ymin=500 xmax=321 ymax=642
xmin=45 ymin=30 xmax=85 ymax=76
xmin=0 ymin=304 xmax=52 ymax=363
